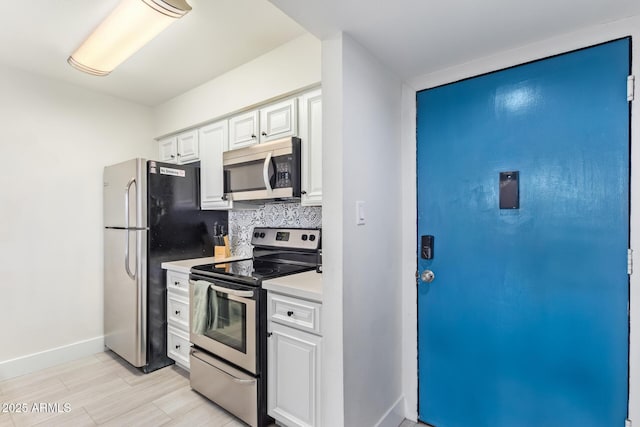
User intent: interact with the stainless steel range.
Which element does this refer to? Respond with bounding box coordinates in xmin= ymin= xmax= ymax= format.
xmin=188 ymin=227 xmax=321 ymax=427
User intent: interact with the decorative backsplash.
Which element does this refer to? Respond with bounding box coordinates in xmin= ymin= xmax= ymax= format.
xmin=228 ymin=202 xmax=322 ymax=257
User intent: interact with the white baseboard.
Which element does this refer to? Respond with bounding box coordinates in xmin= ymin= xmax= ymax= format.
xmin=0 ymin=336 xmax=105 ymax=381
xmin=375 ymin=396 xmax=406 ymax=427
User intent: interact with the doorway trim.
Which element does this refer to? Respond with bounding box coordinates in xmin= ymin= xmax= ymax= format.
xmin=400 ymin=15 xmax=640 ymax=423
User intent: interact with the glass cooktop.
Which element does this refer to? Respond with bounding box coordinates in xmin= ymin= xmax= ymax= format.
xmin=190 ymin=258 xmax=315 ymax=285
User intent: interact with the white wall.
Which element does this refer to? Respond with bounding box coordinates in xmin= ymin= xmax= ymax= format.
xmin=322 ymin=32 xmax=405 ymax=427
xmin=153 ymin=33 xmax=321 ymax=137
xmin=0 ymin=64 xmax=154 ymax=378
xmin=320 ymin=33 xmax=345 ymax=427
xmin=399 ymin=82 xmax=418 ymax=421
xmin=400 ymin=14 xmax=640 ymax=423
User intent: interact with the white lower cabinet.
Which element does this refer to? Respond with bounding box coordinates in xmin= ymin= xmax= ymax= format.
xmin=268 ymin=292 xmax=322 ymax=427
xmin=165 ymin=269 xmax=191 ymax=370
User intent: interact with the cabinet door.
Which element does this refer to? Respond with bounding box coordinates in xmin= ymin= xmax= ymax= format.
xmin=268 ymin=322 xmax=321 ymax=427
xmin=229 ymin=110 xmax=259 ymax=150
xmin=176 ymin=129 xmax=199 ymax=163
xmin=199 ymin=121 xmax=232 ymax=210
xmin=158 ymin=136 xmax=178 ymax=163
xmin=299 ymin=89 xmax=322 ymax=206
xmin=260 ymin=98 xmax=297 ymax=143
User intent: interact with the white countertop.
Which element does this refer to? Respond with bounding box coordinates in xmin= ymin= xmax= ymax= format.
xmin=262 ymin=270 xmax=323 ymax=303
xmin=161 ymin=255 xmax=249 ymax=274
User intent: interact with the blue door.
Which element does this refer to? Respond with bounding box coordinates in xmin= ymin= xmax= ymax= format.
xmin=417 ymin=39 xmax=630 ymax=427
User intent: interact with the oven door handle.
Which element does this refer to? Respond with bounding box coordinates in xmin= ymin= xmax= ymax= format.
xmin=189 ymin=280 xmax=255 ymax=298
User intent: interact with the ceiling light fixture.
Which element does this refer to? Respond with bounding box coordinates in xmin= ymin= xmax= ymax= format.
xmin=68 ymin=0 xmax=192 ymax=76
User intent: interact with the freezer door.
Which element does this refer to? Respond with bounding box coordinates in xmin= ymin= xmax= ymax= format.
xmin=104 ymin=158 xmax=147 ymax=229
xmin=104 ymin=228 xmax=148 ymax=367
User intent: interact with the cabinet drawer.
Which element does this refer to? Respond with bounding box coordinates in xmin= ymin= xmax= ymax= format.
xmin=167 ymin=270 xmax=189 ymax=296
xmin=268 ymin=293 xmax=321 ymax=335
xmin=168 ymin=293 xmax=189 ymax=331
xmin=167 ymin=326 xmax=191 ymax=369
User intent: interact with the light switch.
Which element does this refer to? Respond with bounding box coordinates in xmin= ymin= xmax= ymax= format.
xmin=356 ymin=201 xmax=366 ymax=225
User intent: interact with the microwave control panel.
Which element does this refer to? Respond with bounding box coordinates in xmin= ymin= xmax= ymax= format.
xmin=274 ymin=158 xmax=293 ymax=188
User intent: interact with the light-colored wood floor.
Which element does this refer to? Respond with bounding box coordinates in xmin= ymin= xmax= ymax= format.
xmin=0 ymin=351 xmax=245 ymax=427
xmin=0 ymin=351 xmax=422 ymax=427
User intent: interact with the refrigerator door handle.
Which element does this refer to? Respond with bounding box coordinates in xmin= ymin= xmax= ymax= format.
xmin=125 ymin=231 xmax=136 ymax=280
xmin=124 ymin=177 xmax=137 ymax=280
xmin=125 ymin=177 xmax=136 ymax=228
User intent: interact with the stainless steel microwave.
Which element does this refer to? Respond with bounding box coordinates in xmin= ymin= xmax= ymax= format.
xmin=223 ymin=136 xmax=301 ymax=202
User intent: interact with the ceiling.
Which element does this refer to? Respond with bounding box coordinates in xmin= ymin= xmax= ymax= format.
xmin=0 ymin=0 xmax=306 ymax=106
xmin=3 ymin=1 xmax=640 ymax=108
xmin=271 ymin=0 xmax=640 ymax=82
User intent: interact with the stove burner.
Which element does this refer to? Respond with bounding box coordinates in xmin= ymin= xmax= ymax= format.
xmin=253 ymin=267 xmax=276 ymax=275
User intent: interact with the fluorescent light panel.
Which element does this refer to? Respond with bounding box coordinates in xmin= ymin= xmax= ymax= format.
xmin=68 ymin=0 xmax=191 ymax=76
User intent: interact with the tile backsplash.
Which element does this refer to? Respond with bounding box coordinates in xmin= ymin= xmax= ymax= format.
xmin=229 ymin=202 xmax=322 ymax=257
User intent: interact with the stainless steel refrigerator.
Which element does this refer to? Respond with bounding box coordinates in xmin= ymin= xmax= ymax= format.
xmin=103 ymin=158 xmax=227 ymax=373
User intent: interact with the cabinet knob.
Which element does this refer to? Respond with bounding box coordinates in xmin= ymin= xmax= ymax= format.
xmin=267 ymin=332 xmax=273 ymax=338
xmin=261 ymin=131 xmax=267 ymax=136
xmin=301 ymin=190 xmax=307 ymax=195
xmin=174 ymin=281 xmax=180 ymax=285
xmin=251 ymin=134 xmax=257 ymax=139
xmin=175 ymin=344 xmax=181 ymax=350
xmin=177 ymin=153 xmax=181 ymax=156
xmin=170 ymin=155 xmax=175 ymax=158
xmin=175 ymin=310 xmax=181 ymax=315
xmin=287 ymin=311 xmax=294 ymax=317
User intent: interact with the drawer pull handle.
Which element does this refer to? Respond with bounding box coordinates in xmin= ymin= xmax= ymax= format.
xmin=175 ymin=310 xmax=181 ymax=315
xmin=287 ymin=311 xmax=294 ymax=317
xmin=191 ymin=350 xmax=257 ymax=385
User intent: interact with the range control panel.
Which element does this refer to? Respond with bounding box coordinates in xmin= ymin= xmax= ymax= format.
xmin=251 ymin=227 xmax=321 ymax=251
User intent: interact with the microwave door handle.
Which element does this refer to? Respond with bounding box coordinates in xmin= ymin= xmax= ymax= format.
xmin=263 ymin=151 xmax=273 ymax=193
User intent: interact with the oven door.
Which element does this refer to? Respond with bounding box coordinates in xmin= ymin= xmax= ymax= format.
xmin=189 ymin=278 xmax=257 ymax=374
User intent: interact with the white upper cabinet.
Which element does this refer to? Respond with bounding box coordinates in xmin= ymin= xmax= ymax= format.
xmin=259 ymin=98 xmax=298 ymax=143
xmin=157 ymin=87 xmax=322 ymax=208
xmin=299 ymin=89 xmax=322 ymax=206
xmin=229 ymin=110 xmax=259 ymax=150
xmin=228 ymin=98 xmax=299 ymax=150
xmin=176 ymin=130 xmax=199 ymax=163
xmin=158 ymin=130 xmax=199 ymax=165
xmin=159 ymin=136 xmax=178 ymax=163
xmin=200 ymin=120 xmax=232 ymax=210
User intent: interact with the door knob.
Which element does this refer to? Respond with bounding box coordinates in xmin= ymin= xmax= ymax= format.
xmin=421 ymin=270 xmax=435 ymax=283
